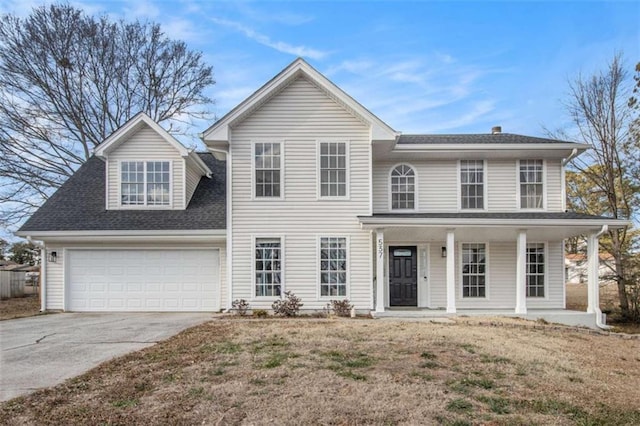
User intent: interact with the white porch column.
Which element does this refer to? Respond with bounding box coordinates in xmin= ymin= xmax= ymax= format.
xmin=446 ymin=229 xmax=456 ymax=313
xmin=587 ymin=232 xmax=601 ymax=314
xmin=515 ymin=230 xmax=527 ymax=314
xmin=375 ymin=229 xmax=385 ymax=313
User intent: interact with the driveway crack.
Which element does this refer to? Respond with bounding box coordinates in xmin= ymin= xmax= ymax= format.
xmin=35 ymin=333 xmax=56 ymax=343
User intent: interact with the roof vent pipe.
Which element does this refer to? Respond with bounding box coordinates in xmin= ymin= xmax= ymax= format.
xmin=491 ymin=126 xmax=502 ymax=134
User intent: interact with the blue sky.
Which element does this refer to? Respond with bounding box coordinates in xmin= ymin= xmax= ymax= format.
xmin=2 ymin=0 xmax=637 ymax=140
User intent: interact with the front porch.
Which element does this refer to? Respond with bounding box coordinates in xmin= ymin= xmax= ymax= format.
xmin=359 ymin=213 xmax=628 ymax=329
xmin=371 ymin=308 xmax=601 ymax=328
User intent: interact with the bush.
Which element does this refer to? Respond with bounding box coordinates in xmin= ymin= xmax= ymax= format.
xmin=231 ymin=299 xmax=250 ymax=316
xmin=253 ymin=309 xmax=268 ymax=318
xmin=272 ymin=291 xmax=303 ymax=317
xmin=330 ymin=299 xmax=353 ymax=317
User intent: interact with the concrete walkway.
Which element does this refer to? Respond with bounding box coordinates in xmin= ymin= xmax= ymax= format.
xmin=0 ymin=312 xmax=212 ymax=402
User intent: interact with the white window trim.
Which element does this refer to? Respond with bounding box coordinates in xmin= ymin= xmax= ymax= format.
xmin=526 ymin=241 xmax=549 ymax=300
xmin=388 ymin=163 xmax=418 ymax=211
xmin=458 ymin=242 xmax=490 ymax=300
xmin=316 ymin=140 xmax=350 ymax=201
xmin=251 ymin=234 xmax=285 ymax=301
xmin=251 ymin=140 xmax=285 ymax=201
xmin=117 ymin=159 xmax=173 ymax=209
xmin=316 ymin=234 xmax=350 ymax=300
xmin=457 ymin=159 xmax=488 ymax=211
xmin=516 ymin=159 xmax=547 ymax=211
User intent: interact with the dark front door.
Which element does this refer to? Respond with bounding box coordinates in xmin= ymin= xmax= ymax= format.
xmin=389 ymin=246 xmax=418 ymax=306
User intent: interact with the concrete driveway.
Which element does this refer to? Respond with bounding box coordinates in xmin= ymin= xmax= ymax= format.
xmin=0 ymin=312 xmax=212 ymax=402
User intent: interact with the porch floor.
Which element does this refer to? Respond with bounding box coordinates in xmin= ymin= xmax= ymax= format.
xmin=372 ymin=308 xmax=599 ymax=329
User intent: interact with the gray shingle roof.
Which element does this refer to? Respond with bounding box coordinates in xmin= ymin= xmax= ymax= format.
xmin=397 ymin=133 xmax=580 ymax=145
xmin=18 ymin=153 xmax=225 ymax=232
xmin=359 ymin=212 xmax=620 ymax=220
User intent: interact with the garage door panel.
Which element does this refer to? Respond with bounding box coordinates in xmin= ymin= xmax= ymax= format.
xmin=67 ymin=249 xmax=218 ymax=312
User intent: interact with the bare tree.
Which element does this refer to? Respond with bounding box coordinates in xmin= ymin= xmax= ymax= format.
xmin=553 ymin=54 xmax=639 ymax=318
xmin=0 ymin=4 xmax=215 ymax=226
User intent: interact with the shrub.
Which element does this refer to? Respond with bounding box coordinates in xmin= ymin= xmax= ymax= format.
xmin=272 ymin=291 xmax=303 ymax=317
xmin=253 ymin=309 xmax=268 ymax=318
xmin=231 ymin=299 xmax=250 ymax=316
xmin=330 ymin=299 xmax=353 ymax=317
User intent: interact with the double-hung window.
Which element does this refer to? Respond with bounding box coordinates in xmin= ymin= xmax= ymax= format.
xmin=319 ymin=142 xmax=347 ymax=198
xmin=460 ymin=160 xmax=484 ymax=209
xmin=462 ymin=243 xmax=486 ymax=297
xmin=319 ymin=237 xmax=348 ymax=297
xmin=519 ymin=160 xmax=544 ymax=209
xmin=526 ymin=243 xmax=545 ymax=297
xmin=121 ymin=161 xmax=170 ymax=206
xmin=255 ymin=238 xmax=282 ymax=297
xmin=254 ymin=142 xmax=281 ymax=198
xmin=391 ymin=164 xmax=416 ymax=210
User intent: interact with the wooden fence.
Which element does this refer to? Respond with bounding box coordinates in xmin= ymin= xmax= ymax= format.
xmin=0 ymin=271 xmax=25 ymax=299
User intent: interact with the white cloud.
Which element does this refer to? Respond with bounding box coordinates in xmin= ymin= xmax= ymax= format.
xmin=122 ymin=0 xmax=159 ymax=19
xmin=210 ymin=17 xmax=328 ymax=60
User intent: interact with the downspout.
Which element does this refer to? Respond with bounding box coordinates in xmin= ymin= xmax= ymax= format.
xmin=27 ymin=236 xmax=46 ymax=312
xmin=562 ymin=148 xmax=578 ymax=166
xmin=594 ymin=224 xmax=609 ymax=330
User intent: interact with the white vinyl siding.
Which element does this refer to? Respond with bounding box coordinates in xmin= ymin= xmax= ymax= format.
xmin=374 ymin=159 xmax=565 ymax=213
xmin=42 ymin=242 xmax=226 ymax=311
xmin=546 ymin=159 xmax=563 ymax=211
xmin=107 ymin=125 xmax=185 ymax=209
xmin=373 ymin=160 xmax=457 ymax=212
xmin=185 ymin=161 xmax=202 ymax=206
xmin=230 ymin=76 xmax=371 ymax=310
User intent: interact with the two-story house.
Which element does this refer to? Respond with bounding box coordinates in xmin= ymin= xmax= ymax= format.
xmin=17 ymin=58 xmax=628 ymax=328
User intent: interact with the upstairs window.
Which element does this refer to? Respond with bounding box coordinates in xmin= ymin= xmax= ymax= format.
xmin=460 ymin=160 xmax=484 ymax=209
xmin=319 ymin=142 xmax=347 ymax=198
xmin=391 ymin=164 xmax=416 ymax=210
xmin=519 ymin=160 xmax=544 ymax=209
xmin=121 ymin=161 xmax=170 ymax=206
xmin=254 ymin=142 xmax=281 ymax=198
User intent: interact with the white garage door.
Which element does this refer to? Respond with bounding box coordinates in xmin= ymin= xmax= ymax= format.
xmin=67 ymin=249 xmax=219 ymax=312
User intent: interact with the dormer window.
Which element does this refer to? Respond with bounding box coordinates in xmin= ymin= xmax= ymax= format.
xmin=121 ymin=161 xmax=170 ymax=206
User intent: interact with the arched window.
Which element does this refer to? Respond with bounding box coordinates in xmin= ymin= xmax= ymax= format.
xmin=390 ymin=164 xmax=416 ymax=210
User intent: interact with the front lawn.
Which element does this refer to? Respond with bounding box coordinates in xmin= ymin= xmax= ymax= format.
xmin=1 ymin=318 xmax=639 ymax=425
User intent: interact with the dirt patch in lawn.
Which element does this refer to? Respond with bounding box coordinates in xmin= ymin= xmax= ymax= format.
xmin=0 ymin=295 xmax=41 ymax=321
xmin=1 ymin=318 xmax=639 ymax=425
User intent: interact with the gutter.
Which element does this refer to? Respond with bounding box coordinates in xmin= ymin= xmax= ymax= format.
xmin=594 ymin=224 xmax=610 ymax=330
xmin=562 ymin=148 xmax=579 ymax=166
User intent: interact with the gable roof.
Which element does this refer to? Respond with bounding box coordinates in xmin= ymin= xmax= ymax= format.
xmin=17 ymin=153 xmax=225 ymax=234
xmin=202 ymin=58 xmax=399 ymax=143
xmin=94 ymin=112 xmax=212 ymax=177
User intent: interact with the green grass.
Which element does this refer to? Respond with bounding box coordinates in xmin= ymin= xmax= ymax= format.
xmin=111 ymin=399 xmax=138 ymax=408
xmin=446 ymin=398 xmax=473 ymax=413
xmin=476 ymin=395 xmax=511 ymax=414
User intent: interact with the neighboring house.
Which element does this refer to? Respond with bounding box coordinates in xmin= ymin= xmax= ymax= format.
xmin=17 ymin=58 xmax=629 ymax=327
xmin=566 ymin=253 xmax=616 ymax=285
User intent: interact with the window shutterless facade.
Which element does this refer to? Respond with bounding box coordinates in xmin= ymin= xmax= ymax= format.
xmin=254 ymin=238 xmax=282 ymax=297
xmin=319 ymin=236 xmax=348 ymax=297
xmin=319 ymin=142 xmax=347 ymax=198
xmin=121 ymin=161 xmax=170 ymax=206
xmin=460 ymin=160 xmax=484 ymax=209
xmin=461 ymin=243 xmax=486 ymax=297
xmin=390 ymin=164 xmax=416 ymax=210
xmin=526 ymin=243 xmax=545 ymax=297
xmin=254 ymin=142 xmax=281 ymax=198
xmin=519 ymin=160 xmax=544 ymax=209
